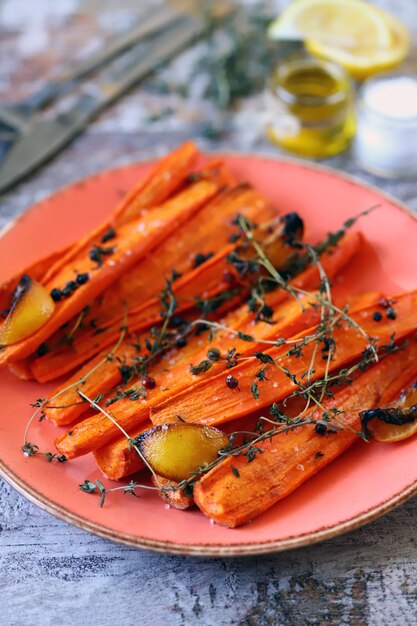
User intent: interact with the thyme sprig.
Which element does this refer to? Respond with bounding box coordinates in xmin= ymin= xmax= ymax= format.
xmin=59 ymin=305 xmax=90 ymax=346
xmin=77 ymin=390 xmax=161 ymax=488
xmin=237 ymin=214 xmax=378 ymax=363
xmin=22 ymin=307 xmax=129 ymax=456
xmin=79 ymin=479 xmax=159 ymax=507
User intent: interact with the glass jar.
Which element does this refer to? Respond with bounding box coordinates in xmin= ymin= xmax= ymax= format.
xmin=353 ymin=73 xmax=417 ymax=178
xmin=266 ymin=58 xmax=355 ymax=158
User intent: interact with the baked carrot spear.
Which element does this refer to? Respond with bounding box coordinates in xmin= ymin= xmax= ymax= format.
xmin=53 ymin=287 xmax=381 ymax=457
xmin=47 ymin=232 xmax=363 ymax=427
xmin=150 ymin=291 xmax=417 ymax=427
xmin=0 ymin=176 xmax=222 ymax=366
xmin=151 ymin=476 xmax=195 ymax=510
xmin=30 ymin=185 xmax=275 ymax=382
xmin=193 ymin=340 xmax=417 ymax=527
xmin=41 ymin=141 xmax=200 ymax=284
xmin=43 ymin=340 xmax=140 ymax=425
xmin=94 ymin=423 xmax=149 ymax=480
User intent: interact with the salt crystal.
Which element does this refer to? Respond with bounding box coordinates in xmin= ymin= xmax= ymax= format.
xmin=296 ymin=464 xmax=305 ymax=471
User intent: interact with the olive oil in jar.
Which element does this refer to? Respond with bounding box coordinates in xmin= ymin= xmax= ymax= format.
xmin=267 ymin=59 xmax=355 ymax=158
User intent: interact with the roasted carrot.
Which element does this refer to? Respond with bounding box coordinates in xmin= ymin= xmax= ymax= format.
xmin=31 ymin=185 xmax=275 ymax=381
xmin=193 ymin=341 xmax=417 ymax=527
xmin=150 ymin=291 xmax=417 ymax=428
xmin=49 ymin=233 xmax=364 ymax=428
xmin=53 ymin=288 xmax=382 ymax=458
xmin=44 ymin=341 xmax=140 ymax=425
xmin=291 ymin=232 xmax=363 ymax=292
xmin=151 ymin=476 xmax=195 ymax=510
xmin=0 ymin=143 xmax=197 ymax=311
xmin=7 ymin=358 xmax=34 ymax=380
xmin=41 ymin=142 xmax=200 ymax=284
xmin=54 ymin=294 xmax=318 ymax=455
xmin=0 ymin=177 xmax=222 ymax=365
xmin=94 ymin=423 xmax=149 ymax=479
xmin=86 ymin=292 xmax=383 ymax=479
xmin=113 ymin=142 xmax=202 ymax=225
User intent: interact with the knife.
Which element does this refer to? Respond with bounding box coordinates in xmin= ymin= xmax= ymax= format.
xmin=0 ymin=11 xmax=209 ymax=195
xmin=0 ymin=4 xmax=188 ymax=135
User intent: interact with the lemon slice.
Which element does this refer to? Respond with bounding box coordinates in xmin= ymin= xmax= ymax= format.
xmin=368 ymin=418 xmax=417 ymax=443
xmin=268 ymin=0 xmax=410 ymax=79
xmin=363 ymin=383 xmax=417 ymax=443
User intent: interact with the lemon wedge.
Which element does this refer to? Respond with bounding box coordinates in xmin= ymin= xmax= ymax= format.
xmin=364 ymin=383 xmax=417 ymax=443
xmin=0 ymin=275 xmax=55 ymax=346
xmin=368 ymin=418 xmax=417 ymax=443
xmin=268 ymin=0 xmax=410 ymax=79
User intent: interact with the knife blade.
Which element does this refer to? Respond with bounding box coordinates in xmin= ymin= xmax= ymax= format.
xmin=0 ymin=11 xmax=207 ymax=195
xmin=0 ymin=3 xmax=188 ymax=136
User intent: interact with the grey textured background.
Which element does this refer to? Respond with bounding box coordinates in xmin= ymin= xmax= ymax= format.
xmin=1 ymin=1 xmax=417 ymax=624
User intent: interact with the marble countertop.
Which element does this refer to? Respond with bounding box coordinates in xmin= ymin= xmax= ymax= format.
xmin=1 ymin=1 xmax=417 ymax=624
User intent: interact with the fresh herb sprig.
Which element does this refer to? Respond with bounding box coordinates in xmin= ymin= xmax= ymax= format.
xmin=22 ymin=307 xmax=129 ymax=456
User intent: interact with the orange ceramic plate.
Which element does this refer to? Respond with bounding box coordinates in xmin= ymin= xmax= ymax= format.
xmin=1 ymin=154 xmax=416 ymax=556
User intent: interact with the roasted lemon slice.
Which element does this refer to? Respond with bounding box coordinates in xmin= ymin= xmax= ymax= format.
xmin=361 ymin=383 xmax=417 ymax=443
xmin=0 ymin=275 xmax=55 ymax=346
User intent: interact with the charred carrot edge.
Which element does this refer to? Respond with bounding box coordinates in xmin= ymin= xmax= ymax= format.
xmin=193 ymin=341 xmax=417 ymax=528
xmin=93 ymin=423 xmax=149 ymax=479
xmin=0 ymin=177 xmax=222 ymax=366
xmin=53 ymin=288 xmax=380 ymax=458
xmin=41 ymin=142 xmax=200 ymax=284
xmin=31 ymin=185 xmax=273 ymax=382
xmin=50 ymin=233 xmax=363 ymax=431
xmin=150 ymin=291 xmax=417 ymax=428
xmin=151 ymin=475 xmax=195 ymax=510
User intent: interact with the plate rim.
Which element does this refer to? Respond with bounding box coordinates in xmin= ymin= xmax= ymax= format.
xmin=1 ymin=151 xmax=416 ymax=557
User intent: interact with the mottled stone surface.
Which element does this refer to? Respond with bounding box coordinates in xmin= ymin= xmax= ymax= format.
xmin=0 ymin=1 xmax=417 ymax=624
